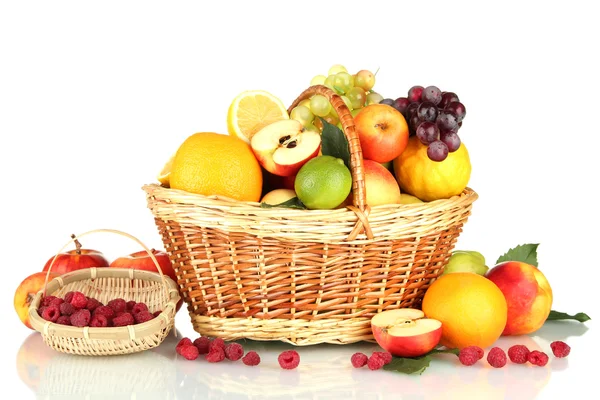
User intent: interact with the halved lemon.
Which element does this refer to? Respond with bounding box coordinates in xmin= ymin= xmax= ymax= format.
xmin=227 ymin=90 xmax=289 ymax=143
xmin=157 ymin=153 xmax=175 ymax=187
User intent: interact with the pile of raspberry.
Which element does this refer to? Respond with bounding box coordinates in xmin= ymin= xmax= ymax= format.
xmin=38 ymin=291 xmax=162 ymax=327
xmin=458 ymin=340 xmax=571 ymax=368
xmin=351 ymin=351 xmax=393 ymax=370
xmin=176 ymin=336 xmax=301 ymax=369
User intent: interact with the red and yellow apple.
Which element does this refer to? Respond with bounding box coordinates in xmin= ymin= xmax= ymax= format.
xmin=362 ymin=159 xmax=402 ymax=206
xmin=261 ymin=188 xmax=296 ymax=205
xmin=14 ymin=271 xmax=60 ymax=329
xmin=485 ymin=261 xmax=553 ymax=336
xmin=371 ymin=308 xmax=442 ymax=357
xmin=42 ymin=235 xmax=109 ymax=275
xmin=354 ymin=104 xmax=409 ymax=163
xmin=251 ymin=119 xmax=321 ymax=177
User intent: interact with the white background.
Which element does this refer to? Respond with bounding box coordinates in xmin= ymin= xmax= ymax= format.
xmin=1 ymin=1 xmax=598 ymax=399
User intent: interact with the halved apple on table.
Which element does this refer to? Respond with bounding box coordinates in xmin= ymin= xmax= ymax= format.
xmin=371 ymin=308 xmax=442 ymax=357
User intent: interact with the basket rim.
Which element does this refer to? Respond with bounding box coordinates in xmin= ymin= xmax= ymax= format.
xmin=29 ymin=267 xmax=181 ymax=341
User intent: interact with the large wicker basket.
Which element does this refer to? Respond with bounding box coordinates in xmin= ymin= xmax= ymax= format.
xmin=143 ymin=85 xmax=478 ymax=346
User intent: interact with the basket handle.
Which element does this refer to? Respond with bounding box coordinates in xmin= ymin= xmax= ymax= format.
xmin=43 ymin=228 xmax=172 ymax=299
xmin=288 ymin=85 xmax=373 ymax=240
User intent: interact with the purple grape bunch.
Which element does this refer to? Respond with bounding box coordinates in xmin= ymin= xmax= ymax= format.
xmin=379 ymin=85 xmax=467 ymax=162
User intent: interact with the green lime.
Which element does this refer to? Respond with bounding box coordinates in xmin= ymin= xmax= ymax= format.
xmin=295 ymin=155 xmax=352 ymax=210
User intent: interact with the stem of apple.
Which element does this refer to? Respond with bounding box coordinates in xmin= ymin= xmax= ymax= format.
xmin=70 ymin=234 xmax=82 ymax=255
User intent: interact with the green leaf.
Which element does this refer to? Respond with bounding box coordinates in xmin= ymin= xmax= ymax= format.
xmin=495 ymin=243 xmax=539 ymax=267
xmin=260 ymin=197 xmax=307 ymax=210
xmin=546 ymin=310 xmax=591 ymax=323
xmin=319 ymin=117 xmax=351 ymax=169
xmin=383 ymin=348 xmax=459 ymax=375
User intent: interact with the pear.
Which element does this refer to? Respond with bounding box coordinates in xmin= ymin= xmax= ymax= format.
xmin=442 ymin=250 xmax=489 ymax=276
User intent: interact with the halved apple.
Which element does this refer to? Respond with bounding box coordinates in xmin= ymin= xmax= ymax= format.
xmin=371 ymin=308 xmax=442 ymax=357
xmin=250 ymin=119 xmax=321 ymax=177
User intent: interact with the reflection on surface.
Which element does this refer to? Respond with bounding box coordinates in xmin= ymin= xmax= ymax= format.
xmin=15 ymin=320 xmax=587 ymax=399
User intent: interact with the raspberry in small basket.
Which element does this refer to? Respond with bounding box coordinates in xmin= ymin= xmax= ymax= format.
xmin=225 ymin=343 xmax=244 ymax=361
xmin=41 ymin=305 xmax=61 ymax=322
xmin=70 ymin=309 xmax=91 ymax=327
xmin=373 ymin=351 xmax=392 ymax=365
xmin=59 ymin=302 xmax=75 ymax=316
xmin=459 ymin=346 xmax=483 ymax=366
xmin=206 ymin=347 xmax=225 ymax=363
xmin=487 ymin=347 xmax=507 ymax=368
xmin=367 ymin=354 xmax=385 ymax=370
xmin=93 ymin=305 xmax=115 ymax=319
xmin=551 ymin=341 xmax=571 ymax=358
xmin=176 ymin=338 xmax=193 ymax=354
xmin=126 ymin=300 xmax=136 ymax=311
xmin=112 ymin=312 xmax=134 ymax=327
xmin=278 ymin=350 xmax=300 ymax=370
xmin=86 ymin=298 xmax=101 ymax=312
xmin=180 ymin=345 xmax=200 ymax=361
xmin=107 ymin=298 xmax=127 ymax=313
xmin=64 ymin=291 xmax=75 ymax=304
xmin=132 ymin=303 xmax=148 ymax=315
xmin=351 ymin=352 xmax=368 ymax=368
xmin=56 ymin=315 xmax=71 ymax=325
xmin=42 ymin=296 xmax=58 ymax=307
xmin=209 ymin=337 xmax=226 ymax=351
xmin=153 ymin=310 xmax=162 ymax=318
xmin=242 ymin=351 xmax=260 ymax=366
xmin=528 ymin=350 xmax=549 ymax=366
xmin=508 ymin=345 xmax=530 ymax=364
xmin=193 ymin=337 xmax=210 ymax=354
xmin=70 ymin=292 xmax=88 ymax=309
xmin=49 ymin=297 xmax=64 ymax=307
xmin=134 ymin=310 xmax=154 ymax=324
xmin=90 ymin=314 xmax=109 ymax=327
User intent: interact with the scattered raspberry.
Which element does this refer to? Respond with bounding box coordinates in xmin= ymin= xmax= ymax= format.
xmin=179 ymin=345 xmax=200 ymax=361
xmin=86 ymin=298 xmax=101 ymax=312
xmin=209 ymin=337 xmax=226 ymax=351
xmin=463 ymin=346 xmax=484 ymax=360
xmin=528 ymin=350 xmax=549 ymax=366
xmin=487 ymin=347 xmax=507 ymax=368
xmin=278 ymin=350 xmax=300 ymax=369
xmin=41 ymin=305 xmax=61 ymax=322
xmin=93 ymin=305 xmax=115 ymax=319
xmin=107 ymin=298 xmax=127 ymax=313
xmin=193 ymin=337 xmax=211 ymax=354
xmin=206 ymin=347 xmax=226 ymax=363
xmin=351 ymin=352 xmax=368 ymax=368
xmin=70 ymin=292 xmax=88 ymax=309
xmin=70 ymin=309 xmax=91 ymax=327
xmin=242 ymin=351 xmax=261 ymax=366
xmin=89 ymin=314 xmax=108 ymax=327
xmin=508 ymin=345 xmax=530 ymax=364
xmin=550 ymin=341 xmax=571 ymax=358
xmin=64 ymin=291 xmax=75 ymax=304
xmin=134 ymin=310 xmax=154 ymax=324
xmin=225 ymin=343 xmax=244 ymax=361
xmin=126 ymin=300 xmax=136 ymax=311
xmin=112 ymin=312 xmax=134 ymax=327
xmin=41 ymin=296 xmax=58 ymax=307
xmin=153 ymin=310 xmax=162 ymax=318
xmin=59 ymin=302 xmax=76 ymax=316
xmin=176 ymin=338 xmax=193 ymax=354
xmin=372 ymin=351 xmax=392 ymax=365
xmin=367 ymin=353 xmax=385 ymax=370
xmin=459 ymin=347 xmax=481 ymax=366
xmin=56 ymin=315 xmax=71 ymax=325
xmin=131 ymin=303 xmax=148 ymax=315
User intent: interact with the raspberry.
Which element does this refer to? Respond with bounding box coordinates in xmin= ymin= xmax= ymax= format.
xmin=225 ymin=343 xmax=244 ymax=361
xmin=179 ymin=345 xmax=200 ymax=360
xmin=93 ymin=305 xmax=115 ymax=319
xmin=459 ymin=347 xmax=480 ymax=366
xmin=70 ymin=309 xmax=91 ymax=327
xmin=59 ymin=302 xmax=76 ymax=316
xmin=205 ymin=347 xmax=225 ymax=363
xmin=278 ymin=350 xmax=300 ymax=370
xmin=487 ymin=347 xmax=507 ymax=368
xmin=41 ymin=305 xmax=61 ymax=322
xmin=90 ymin=314 xmax=108 ymax=327
xmin=372 ymin=351 xmax=392 ymax=365
xmin=153 ymin=310 xmax=162 ymax=318
xmin=351 ymin=352 xmax=368 ymax=368
xmin=463 ymin=346 xmax=484 ymax=360
xmin=64 ymin=291 xmax=75 ymax=303
xmin=134 ymin=310 xmax=154 ymax=324
xmin=38 ymin=306 xmax=47 ymax=316
xmin=176 ymin=338 xmax=193 ymax=354
xmin=550 ymin=341 xmax=571 ymax=358
xmin=528 ymin=350 xmax=549 ymax=366
xmin=49 ymin=297 xmax=64 ymax=306
xmin=193 ymin=337 xmax=211 ymax=354
xmin=56 ymin=315 xmax=71 ymax=325
xmin=209 ymin=338 xmax=226 ymax=351
xmin=112 ymin=312 xmax=134 ymax=327
xmin=367 ymin=354 xmax=385 ymax=370
xmin=131 ymin=303 xmax=148 ymax=315
xmin=86 ymin=298 xmax=101 ymax=312
xmin=126 ymin=300 xmax=136 ymax=311
xmin=107 ymin=298 xmax=127 ymax=313
xmin=242 ymin=351 xmax=261 ymax=366
xmin=508 ymin=345 xmax=530 ymax=364
xmin=70 ymin=292 xmax=88 ymax=309
xmin=41 ymin=295 xmax=58 ymax=307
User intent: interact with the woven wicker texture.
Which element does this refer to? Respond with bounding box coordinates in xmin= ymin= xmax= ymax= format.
xmin=143 ymin=85 xmax=478 ymax=345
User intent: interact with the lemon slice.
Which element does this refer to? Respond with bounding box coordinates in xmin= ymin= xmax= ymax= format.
xmin=157 ymin=154 xmax=175 ymax=187
xmin=227 ymin=90 xmax=289 ymax=143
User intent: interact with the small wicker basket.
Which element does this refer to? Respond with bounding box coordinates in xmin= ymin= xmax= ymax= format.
xmin=143 ymin=85 xmax=478 ymax=346
xmin=29 ymin=229 xmax=181 ymax=356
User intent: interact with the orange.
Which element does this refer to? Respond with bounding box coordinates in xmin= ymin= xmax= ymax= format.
xmin=170 ymin=132 xmax=263 ymax=202
xmin=422 ymin=272 xmax=507 ymax=349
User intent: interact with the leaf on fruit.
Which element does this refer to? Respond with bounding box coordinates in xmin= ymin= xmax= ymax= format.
xmin=546 ymin=310 xmax=591 ymax=323
xmin=260 ymin=197 xmax=307 ymax=210
xmin=320 ymin=118 xmax=351 ymax=169
xmin=495 ymin=243 xmax=539 ymax=267
xmin=383 ymin=348 xmax=459 ymax=375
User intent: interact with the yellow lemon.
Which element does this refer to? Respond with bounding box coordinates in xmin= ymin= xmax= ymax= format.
xmin=227 ymin=90 xmax=289 ymax=143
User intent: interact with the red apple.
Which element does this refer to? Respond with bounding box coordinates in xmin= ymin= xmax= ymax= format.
xmin=251 ymin=119 xmax=321 ymax=177
xmin=14 ymin=271 xmax=60 ymax=329
xmin=354 ymin=104 xmax=409 ymax=163
xmin=363 ymin=159 xmax=402 ymax=206
xmin=42 ymin=235 xmax=109 ymax=275
xmin=371 ymin=308 xmax=442 ymax=357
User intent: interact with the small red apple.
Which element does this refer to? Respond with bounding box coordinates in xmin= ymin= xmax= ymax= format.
xmin=42 ymin=234 xmax=109 ymax=275
xmin=371 ymin=308 xmax=442 ymax=357
xmin=14 ymin=271 xmax=60 ymax=329
xmin=354 ymin=104 xmax=409 ymax=163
